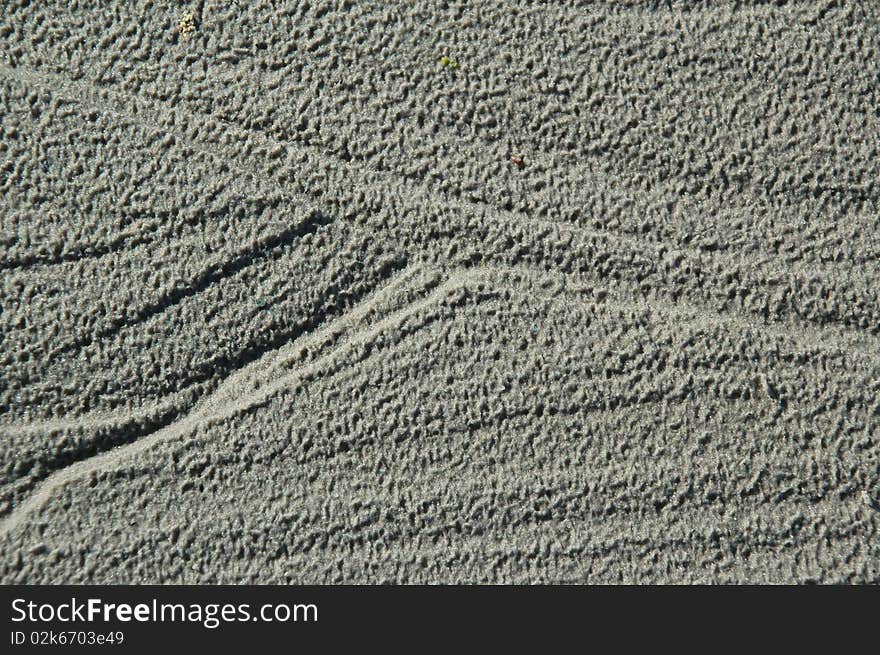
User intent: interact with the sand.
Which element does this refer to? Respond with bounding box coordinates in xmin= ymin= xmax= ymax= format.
xmin=1 ymin=0 xmax=878 ymax=583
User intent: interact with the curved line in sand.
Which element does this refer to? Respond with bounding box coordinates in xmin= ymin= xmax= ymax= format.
xmin=0 ymin=263 xmax=455 ymax=537
xmin=3 ymin=262 xmax=879 ymax=538
xmin=3 ymin=62 xmax=875 ymax=306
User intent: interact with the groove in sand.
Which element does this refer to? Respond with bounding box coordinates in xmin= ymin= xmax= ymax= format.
xmin=3 ymin=261 xmax=878 ymax=539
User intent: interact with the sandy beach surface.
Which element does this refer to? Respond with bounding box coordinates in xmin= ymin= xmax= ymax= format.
xmin=1 ymin=1 xmax=879 ymax=583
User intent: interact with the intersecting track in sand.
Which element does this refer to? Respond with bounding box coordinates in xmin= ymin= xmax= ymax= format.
xmin=3 ymin=60 xmax=876 ymax=301
xmin=2 ymin=258 xmax=878 ymax=540
xmin=2 ymin=1 xmax=880 ymax=582
xmin=0 ymin=264 xmax=446 ymax=537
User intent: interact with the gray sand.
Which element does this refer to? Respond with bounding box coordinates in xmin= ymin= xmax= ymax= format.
xmin=1 ymin=0 xmax=879 ymax=583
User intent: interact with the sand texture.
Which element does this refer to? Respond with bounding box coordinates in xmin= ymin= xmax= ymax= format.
xmin=1 ymin=1 xmax=879 ymax=583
